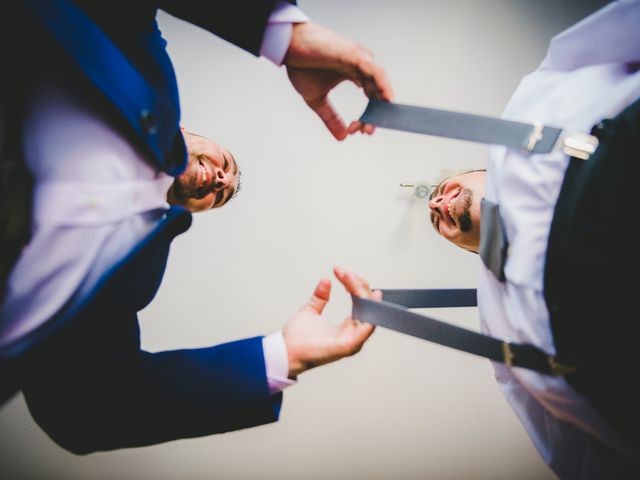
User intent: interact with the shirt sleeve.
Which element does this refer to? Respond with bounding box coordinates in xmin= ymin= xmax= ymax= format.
xmin=259 ymin=1 xmax=309 ymax=66
xmin=262 ymin=331 xmax=297 ymax=394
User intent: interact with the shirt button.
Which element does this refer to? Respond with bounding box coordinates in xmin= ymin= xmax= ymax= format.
xmin=140 ymin=109 xmax=158 ymax=135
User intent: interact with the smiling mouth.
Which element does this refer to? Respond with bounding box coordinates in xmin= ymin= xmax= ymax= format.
xmin=447 ymin=202 xmax=455 ymax=223
xmin=444 ymin=190 xmax=460 ymax=225
xmin=198 ymin=160 xmax=208 ymax=187
xmin=194 ymin=159 xmax=212 ymax=198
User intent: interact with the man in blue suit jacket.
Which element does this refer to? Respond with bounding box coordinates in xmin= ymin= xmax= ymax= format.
xmin=0 ymin=0 xmax=391 ymax=454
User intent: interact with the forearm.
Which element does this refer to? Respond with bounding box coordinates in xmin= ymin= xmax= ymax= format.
xmin=157 ymin=0 xmax=288 ymax=56
xmin=22 ymin=333 xmax=280 ymax=454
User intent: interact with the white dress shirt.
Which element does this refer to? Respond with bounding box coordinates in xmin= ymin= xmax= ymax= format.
xmin=0 ymin=2 xmax=308 ymax=394
xmin=479 ymin=1 xmax=640 ymax=477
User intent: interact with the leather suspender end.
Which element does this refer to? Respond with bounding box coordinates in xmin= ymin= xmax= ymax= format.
xmin=502 ymin=339 xmax=515 ymax=367
xmin=548 ymin=356 xmax=577 ymax=376
xmin=503 ymin=338 xmax=576 ymax=377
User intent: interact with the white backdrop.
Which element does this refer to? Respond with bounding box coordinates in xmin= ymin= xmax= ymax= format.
xmin=0 ymin=1 xmax=607 ymax=479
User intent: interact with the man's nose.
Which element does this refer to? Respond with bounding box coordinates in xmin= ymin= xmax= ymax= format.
xmin=428 ymin=194 xmax=443 ymax=212
xmin=212 ymin=168 xmax=229 ymax=190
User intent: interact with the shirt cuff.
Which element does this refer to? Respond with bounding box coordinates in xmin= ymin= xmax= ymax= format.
xmin=260 ymin=1 xmax=309 ymax=66
xmin=263 ymin=331 xmax=297 ymax=394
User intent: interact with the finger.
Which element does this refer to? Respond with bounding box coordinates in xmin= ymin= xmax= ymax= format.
xmin=347 ymin=120 xmax=375 ymax=136
xmin=351 ymin=320 xmax=376 ymax=343
xmin=356 ymin=273 xmax=372 ymax=294
xmin=362 ymin=74 xmax=394 ymax=103
xmin=368 ymin=66 xmax=394 ymax=102
xmin=347 ymin=120 xmax=362 ymax=135
xmin=372 ymin=289 xmax=383 ymax=301
xmin=333 ymin=265 xmax=345 ymax=279
xmin=334 ymin=267 xmax=371 ymax=298
xmin=355 ymin=58 xmax=394 ymax=102
xmin=304 ymin=277 xmax=332 ymax=314
xmin=338 ymin=317 xmax=375 ymax=355
xmin=311 ymin=98 xmax=347 ymax=141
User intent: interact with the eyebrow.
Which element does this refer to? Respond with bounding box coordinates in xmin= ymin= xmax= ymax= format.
xmin=212 ymin=185 xmax=235 ymax=209
xmin=220 ymin=151 xmax=238 ymax=174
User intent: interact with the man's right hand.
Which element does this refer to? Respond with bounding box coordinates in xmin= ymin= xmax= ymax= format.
xmin=282 ymin=267 xmax=381 ymax=378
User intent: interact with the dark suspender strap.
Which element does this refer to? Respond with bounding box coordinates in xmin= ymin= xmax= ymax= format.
xmin=360 ymin=99 xmax=562 ymax=153
xmin=380 ymin=288 xmax=477 ymax=308
xmin=360 ymin=99 xmax=599 ymax=160
xmin=353 ymin=289 xmax=576 ymax=376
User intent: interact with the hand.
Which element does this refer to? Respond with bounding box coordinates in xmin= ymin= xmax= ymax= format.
xmin=283 ymin=267 xmax=381 ymax=378
xmin=284 ymin=22 xmax=394 ymax=140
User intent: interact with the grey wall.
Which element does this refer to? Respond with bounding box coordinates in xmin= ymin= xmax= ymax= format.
xmin=0 ymin=1 xmax=608 ymax=479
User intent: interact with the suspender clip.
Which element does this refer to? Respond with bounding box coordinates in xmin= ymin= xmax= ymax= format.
xmin=560 ymin=133 xmax=599 ymax=160
xmin=524 ymin=122 xmax=544 ymax=152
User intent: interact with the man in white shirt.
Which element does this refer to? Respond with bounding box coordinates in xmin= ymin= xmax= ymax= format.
xmin=423 ymin=1 xmax=640 ymax=477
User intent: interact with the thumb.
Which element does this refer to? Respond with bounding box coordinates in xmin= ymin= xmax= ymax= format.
xmin=303 ymin=277 xmax=332 ymax=314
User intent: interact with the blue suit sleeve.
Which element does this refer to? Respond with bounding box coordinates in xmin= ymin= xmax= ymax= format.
xmin=21 ymin=316 xmax=282 ymax=454
xmin=157 ymin=1 xmax=294 ymax=56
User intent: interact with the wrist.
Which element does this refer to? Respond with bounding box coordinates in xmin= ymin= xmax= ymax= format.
xmin=283 ymin=331 xmax=315 ymax=378
xmin=284 ymin=22 xmax=344 ymax=69
xmin=285 ymin=343 xmax=305 ymax=379
xmin=283 ymin=22 xmax=307 ymax=67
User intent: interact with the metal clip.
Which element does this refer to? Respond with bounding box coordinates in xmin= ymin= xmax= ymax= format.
xmin=525 ymin=122 xmax=544 ymax=152
xmin=561 ymin=133 xmax=599 ymax=160
xmin=400 ymin=182 xmax=433 ymax=199
xmin=548 ymin=356 xmax=577 ymax=377
xmin=502 ymin=338 xmax=515 ymax=367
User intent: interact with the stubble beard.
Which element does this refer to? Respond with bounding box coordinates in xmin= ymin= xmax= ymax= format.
xmin=458 ymin=188 xmax=473 ymax=232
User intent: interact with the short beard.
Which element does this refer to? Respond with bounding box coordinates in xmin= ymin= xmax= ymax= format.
xmin=458 ymin=188 xmax=473 ymax=232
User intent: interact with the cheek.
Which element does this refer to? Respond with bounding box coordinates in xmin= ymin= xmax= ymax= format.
xmin=441 ymin=225 xmax=471 ymax=249
xmin=439 ymin=223 xmax=456 ymax=241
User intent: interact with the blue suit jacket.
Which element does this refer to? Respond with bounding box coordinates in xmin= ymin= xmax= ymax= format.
xmin=1 ymin=0 xmax=289 ymax=453
xmin=21 ymin=207 xmax=281 ymax=454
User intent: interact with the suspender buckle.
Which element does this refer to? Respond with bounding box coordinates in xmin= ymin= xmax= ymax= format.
xmin=502 ymin=338 xmax=515 ymax=367
xmin=524 ymin=122 xmax=544 ymax=152
xmin=560 ymin=133 xmax=599 ymax=160
xmin=548 ymin=356 xmax=577 ymax=376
